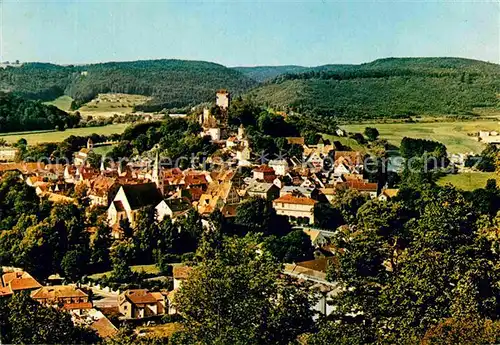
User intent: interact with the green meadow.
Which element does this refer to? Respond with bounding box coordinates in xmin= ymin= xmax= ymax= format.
xmin=342 ymin=119 xmax=500 ymax=154
xmin=0 ymin=124 xmax=128 ymax=145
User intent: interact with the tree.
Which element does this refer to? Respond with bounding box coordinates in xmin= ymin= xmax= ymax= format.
xmin=90 ymin=218 xmax=112 ymax=272
xmin=109 ymin=240 xmax=135 ymax=283
xmin=364 ymin=127 xmax=379 ymax=141
xmin=264 ymin=230 xmax=314 ymax=263
xmin=133 ymin=206 xmax=160 ymax=263
xmin=1 ymin=292 xmax=98 ymax=344
xmin=133 ymin=133 xmax=150 ymax=154
xmin=331 ymin=189 xmax=369 ymax=224
xmin=314 ymin=203 xmax=343 ymax=230
xmin=235 ymin=197 xmax=291 ymax=236
xmin=86 ymin=151 xmax=102 ymax=169
xmin=304 ymin=131 xmax=321 ymax=145
xmin=175 ymin=234 xmax=316 ymax=345
xmin=61 ymin=248 xmax=88 ymax=282
xmin=421 ymin=317 xmax=500 ymax=345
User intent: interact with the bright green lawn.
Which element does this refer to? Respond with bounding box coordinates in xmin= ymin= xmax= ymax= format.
xmin=342 ymin=119 xmax=500 ymax=154
xmin=0 ymin=124 xmax=128 ymax=145
xmin=322 ymin=134 xmax=366 ymax=152
xmin=93 ymin=145 xmax=116 ymax=156
xmin=44 ymin=95 xmax=74 ymax=112
xmin=437 ymin=172 xmax=500 ymax=191
xmin=88 ymin=264 xmax=160 ymax=280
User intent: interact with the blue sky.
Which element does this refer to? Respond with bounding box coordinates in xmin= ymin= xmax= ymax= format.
xmin=1 ymin=1 xmax=499 ymax=66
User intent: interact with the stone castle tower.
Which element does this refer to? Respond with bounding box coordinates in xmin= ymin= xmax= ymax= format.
xmin=216 ymin=90 xmax=230 ymax=110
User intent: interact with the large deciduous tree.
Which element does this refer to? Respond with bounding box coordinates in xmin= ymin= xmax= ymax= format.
xmin=175 ymin=234 xmax=316 ymax=345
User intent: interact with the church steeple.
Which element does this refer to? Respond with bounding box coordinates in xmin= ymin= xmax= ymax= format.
xmin=152 ymin=148 xmax=164 ymax=195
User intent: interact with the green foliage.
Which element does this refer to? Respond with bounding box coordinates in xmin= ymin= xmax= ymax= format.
xmin=400 ymin=137 xmax=448 ymax=159
xmin=0 ymin=172 xmax=40 ymax=230
xmin=313 ymin=184 xmax=500 ymax=344
xmin=314 ymin=203 xmax=344 ymax=230
xmin=264 ymin=229 xmax=314 ymax=263
xmin=473 ymin=144 xmax=498 ymax=172
xmin=175 ymin=234 xmax=316 ymax=345
xmin=109 ymin=239 xmax=136 ymax=283
xmin=234 ymin=197 xmax=291 ymax=236
xmin=364 ymin=127 xmax=379 ymax=141
xmin=0 ymin=292 xmax=98 ymax=344
xmin=0 ymin=60 xmax=257 ymax=111
xmin=233 ymin=65 xmax=311 ymax=82
xmin=0 ymin=92 xmax=79 ymax=133
xmin=248 ymin=57 xmax=500 ymax=119
xmin=330 ymin=189 xmax=370 ymax=225
xmin=0 ymin=184 xmax=94 ymax=281
xmin=61 ymin=248 xmax=89 ymax=281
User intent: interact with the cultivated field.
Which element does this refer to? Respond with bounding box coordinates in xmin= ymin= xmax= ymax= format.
xmin=437 ymin=171 xmax=500 ymax=191
xmin=0 ymin=124 xmax=128 ymax=145
xmin=342 ymin=118 xmax=500 ymax=154
xmin=78 ymin=93 xmax=151 ymax=118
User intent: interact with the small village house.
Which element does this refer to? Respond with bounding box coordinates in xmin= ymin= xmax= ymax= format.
xmin=156 ymin=197 xmax=192 ymax=221
xmin=272 ymin=193 xmax=318 ymax=225
xmin=246 ymin=182 xmax=280 ymax=201
xmin=269 ymin=159 xmax=289 ymax=176
xmin=31 ymin=285 xmax=91 ymax=313
xmin=0 ymin=271 xmax=42 ymax=296
xmin=118 ymin=289 xmax=168 ymax=319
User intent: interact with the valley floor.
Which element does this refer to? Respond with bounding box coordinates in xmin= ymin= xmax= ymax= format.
xmin=0 ymin=124 xmax=128 ymax=145
xmin=342 ymin=118 xmax=500 ymax=154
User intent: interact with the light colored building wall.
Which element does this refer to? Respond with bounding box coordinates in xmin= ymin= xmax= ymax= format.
xmin=273 ymin=203 xmax=315 ymax=224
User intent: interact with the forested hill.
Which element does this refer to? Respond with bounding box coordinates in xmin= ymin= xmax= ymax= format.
xmin=245 ymin=57 xmax=500 ymax=120
xmin=0 ymin=60 xmax=257 ymax=111
xmin=233 ymin=64 xmax=355 ymax=82
xmin=233 ymin=65 xmax=311 ymax=82
xmin=0 ymin=92 xmax=79 ymax=133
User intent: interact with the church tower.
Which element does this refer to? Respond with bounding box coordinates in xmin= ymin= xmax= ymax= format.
xmin=152 ymin=149 xmax=164 ymax=196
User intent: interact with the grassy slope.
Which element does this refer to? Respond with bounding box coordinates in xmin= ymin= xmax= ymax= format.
xmin=88 ymin=264 xmax=160 ymax=280
xmin=342 ymin=119 xmax=500 ymax=154
xmin=0 ymin=124 xmax=127 ymax=145
xmin=78 ymin=93 xmax=151 ymax=117
xmin=92 ymin=145 xmax=116 ymax=156
xmin=322 ymin=134 xmax=366 ymax=152
xmin=44 ymin=95 xmax=74 ymax=111
xmin=437 ymin=172 xmax=500 ymax=191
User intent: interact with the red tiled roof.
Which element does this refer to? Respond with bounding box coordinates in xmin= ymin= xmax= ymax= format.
xmin=273 ymin=194 xmax=317 ymax=206
xmin=184 ymin=174 xmax=208 ymax=186
xmin=286 ymin=137 xmax=305 ymax=145
xmin=347 ymin=180 xmax=378 ymax=191
xmin=334 ymin=151 xmax=364 ymax=165
xmin=90 ymin=317 xmax=118 ymax=338
xmin=31 ymin=286 xmax=88 ymax=300
xmin=0 ymin=286 xmax=12 ymax=296
xmin=253 ymin=165 xmax=275 ymax=174
xmin=63 ymin=302 xmax=93 ymax=310
xmin=9 ymin=277 xmax=42 ymax=291
xmin=3 ymin=271 xmax=42 ymax=291
xmin=124 ymin=289 xmax=157 ymax=304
